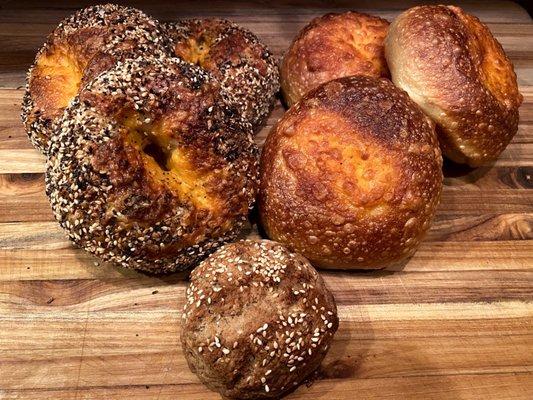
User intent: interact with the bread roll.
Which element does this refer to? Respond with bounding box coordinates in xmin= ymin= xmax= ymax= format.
xmin=46 ymin=56 xmax=258 ymax=273
xmin=384 ymin=5 xmax=522 ymax=167
xmin=259 ymin=76 xmax=442 ymax=269
xmin=181 ymin=239 xmax=338 ymax=399
xmin=281 ymin=11 xmax=389 ymax=107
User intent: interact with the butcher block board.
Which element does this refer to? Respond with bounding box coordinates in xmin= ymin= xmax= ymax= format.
xmin=0 ymin=1 xmax=532 ymax=399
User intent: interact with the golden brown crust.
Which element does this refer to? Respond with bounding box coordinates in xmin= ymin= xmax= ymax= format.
xmin=259 ymin=76 xmax=442 ymax=269
xmin=182 ymin=239 xmax=338 ymax=399
xmin=281 ymin=11 xmax=389 ymax=107
xmin=384 ymin=5 xmax=522 ymax=167
xmin=21 ymin=4 xmax=170 ymax=153
xmin=164 ymin=19 xmax=280 ymax=130
xmin=45 ymin=56 xmax=258 ymax=273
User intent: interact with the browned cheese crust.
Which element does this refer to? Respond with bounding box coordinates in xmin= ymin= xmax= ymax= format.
xmin=259 ymin=76 xmax=443 ymax=270
xmin=281 ymin=11 xmax=390 ymax=107
xmin=182 ymin=239 xmax=338 ymax=399
xmin=384 ymin=5 xmax=522 ymax=167
xmin=45 ymin=56 xmax=259 ymax=273
xmin=165 ymin=19 xmax=280 ymax=130
xmin=21 ymin=4 xmax=171 ymax=153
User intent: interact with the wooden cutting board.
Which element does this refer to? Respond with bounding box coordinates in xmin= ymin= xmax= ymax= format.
xmin=0 ymin=1 xmax=532 ymax=399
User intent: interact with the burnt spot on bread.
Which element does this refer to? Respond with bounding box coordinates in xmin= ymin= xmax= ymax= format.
xmin=259 ymin=76 xmax=442 ymax=270
xmin=45 ymin=56 xmax=259 ymax=273
xmin=182 ymin=240 xmax=338 ymax=399
xmin=164 ymin=18 xmax=279 ymax=131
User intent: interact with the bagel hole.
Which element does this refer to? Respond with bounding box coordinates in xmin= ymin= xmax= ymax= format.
xmin=143 ymin=140 xmax=170 ymax=171
xmin=121 ymin=113 xmax=217 ymax=210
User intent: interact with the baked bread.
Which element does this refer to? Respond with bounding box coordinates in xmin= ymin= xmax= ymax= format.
xmin=45 ymin=56 xmax=258 ymax=273
xmin=281 ymin=11 xmax=389 ymax=107
xmin=21 ymin=4 xmax=171 ymax=153
xmin=165 ymin=19 xmax=280 ymax=130
xmin=384 ymin=5 xmax=522 ymax=167
xmin=181 ymin=239 xmax=338 ymax=399
xmin=259 ymin=76 xmax=442 ymax=269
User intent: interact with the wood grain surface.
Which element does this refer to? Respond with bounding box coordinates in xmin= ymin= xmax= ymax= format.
xmin=0 ymin=1 xmax=532 ymax=399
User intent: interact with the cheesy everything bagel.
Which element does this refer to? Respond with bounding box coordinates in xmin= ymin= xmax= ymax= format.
xmin=22 ymin=4 xmax=171 ymax=153
xmin=165 ymin=18 xmax=280 ymax=130
xmin=46 ymin=56 xmax=258 ymax=273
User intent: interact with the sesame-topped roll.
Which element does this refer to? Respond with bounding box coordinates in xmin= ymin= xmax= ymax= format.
xmin=164 ymin=19 xmax=280 ymax=131
xmin=181 ymin=239 xmax=338 ymax=399
xmin=45 ymin=56 xmax=258 ymax=273
xmin=22 ymin=4 xmax=171 ymax=153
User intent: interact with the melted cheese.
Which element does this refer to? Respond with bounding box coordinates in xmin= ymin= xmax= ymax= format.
xmin=122 ymin=115 xmax=216 ymax=210
xmin=35 ymin=46 xmax=84 ymax=111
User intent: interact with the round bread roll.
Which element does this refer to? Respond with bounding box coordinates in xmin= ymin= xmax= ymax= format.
xmin=259 ymin=76 xmax=443 ymax=269
xmin=164 ymin=19 xmax=280 ymax=130
xmin=181 ymin=239 xmax=338 ymax=399
xmin=46 ymin=56 xmax=258 ymax=273
xmin=21 ymin=4 xmax=170 ymax=153
xmin=281 ymin=11 xmax=389 ymax=107
xmin=384 ymin=5 xmax=522 ymax=167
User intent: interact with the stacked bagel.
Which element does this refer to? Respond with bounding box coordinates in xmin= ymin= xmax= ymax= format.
xmin=22 ymin=4 xmax=279 ymax=273
xmin=22 ymin=4 xmax=521 ymax=400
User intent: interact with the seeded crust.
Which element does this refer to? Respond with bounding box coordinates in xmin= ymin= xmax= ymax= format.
xmin=182 ymin=239 xmax=338 ymax=399
xmin=21 ymin=3 xmax=171 ymax=153
xmin=164 ymin=19 xmax=280 ymax=130
xmin=385 ymin=5 xmax=522 ymax=167
xmin=259 ymin=76 xmax=443 ymax=270
xmin=45 ymin=56 xmax=259 ymax=273
xmin=281 ymin=11 xmax=390 ymax=107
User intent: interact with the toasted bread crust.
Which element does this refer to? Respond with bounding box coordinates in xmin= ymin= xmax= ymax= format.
xmin=21 ymin=4 xmax=170 ymax=153
xmin=165 ymin=19 xmax=280 ymax=130
xmin=281 ymin=11 xmax=389 ymax=107
xmin=260 ymin=76 xmax=442 ymax=269
xmin=46 ymin=57 xmax=258 ymax=273
xmin=385 ymin=5 xmax=522 ymax=167
xmin=182 ymin=240 xmax=338 ymax=399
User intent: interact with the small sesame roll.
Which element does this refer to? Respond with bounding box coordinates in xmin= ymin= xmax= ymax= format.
xmin=164 ymin=19 xmax=280 ymax=131
xmin=45 ymin=56 xmax=258 ymax=273
xmin=181 ymin=239 xmax=338 ymax=399
xmin=21 ymin=3 xmax=172 ymax=154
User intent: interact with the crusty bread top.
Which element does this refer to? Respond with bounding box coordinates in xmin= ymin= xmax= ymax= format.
xmin=384 ymin=5 xmax=522 ymax=166
xmin=260 ymin=76 xmax=442 ymax=269
xmin=182 ymin=239 xmax=338 ymax=398
xmin=281 ymin=11 xmax=389 ymax=106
